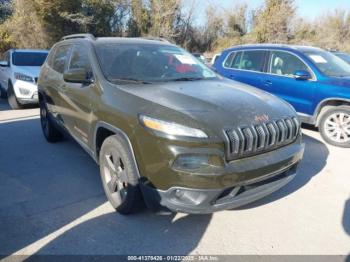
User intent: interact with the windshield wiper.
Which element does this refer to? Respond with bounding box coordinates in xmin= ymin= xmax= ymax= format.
xmin=171 ymin=77 xmax=205 ymax=82
xmin=110 ymin=78 xmax=151 ymax=84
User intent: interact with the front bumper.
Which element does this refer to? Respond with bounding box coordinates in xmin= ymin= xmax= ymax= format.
xmin=142 ymin=162 xmax=298 ymax=214
xmin=139 ymin=142 xmax=304 ymax=214
xmin=13 ymin=80 xmax=38 ymax=104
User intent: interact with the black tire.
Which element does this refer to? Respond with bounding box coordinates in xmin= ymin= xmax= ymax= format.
xmin=99 ymin=135 xmax=142 ymax=214
xmin=319 ymin=106 xmax=350 ymax=148
xmin=0 ymin=85 xmax=7 ymax=99
xmin=7 ymin=83 xmax=23 ymax=109
xmin=39 ymin=100 xmax=63 ymax=143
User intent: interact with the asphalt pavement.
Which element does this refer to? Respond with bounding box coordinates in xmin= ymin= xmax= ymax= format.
xmin=0 ymin=98 xmax=349 ymax=257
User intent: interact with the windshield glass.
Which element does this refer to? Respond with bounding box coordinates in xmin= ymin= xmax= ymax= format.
xmin=95 ymin=43 xmax=217 ymax=83
xmin=303 ymin=50 xmax=350 ymax=77
xmin=334 ymin=53 xmax=350 ymax=65
xmin=12 ymin=52 xmax=48 ymax=66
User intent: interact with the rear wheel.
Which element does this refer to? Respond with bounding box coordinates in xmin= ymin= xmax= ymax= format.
xmin=39 ymin=100 xmax=63 ymax=142
xmin=7 ymin=83 xmax=23 ymax=109
xmin=99 ymin=135 xmax=142 ymax=214
xmin=319 ymin=106 xmax=350 ymax=148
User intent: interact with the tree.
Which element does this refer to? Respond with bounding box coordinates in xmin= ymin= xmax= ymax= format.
xmin=0 ymin=0 xmax=49 ymax=49
xmin=148 ymin=0 xmax=181 ymax=38
xmin=252 ymin=0 xmax=296 ymax=43
xmin=0 ymin=0 xmax=12 ymax=23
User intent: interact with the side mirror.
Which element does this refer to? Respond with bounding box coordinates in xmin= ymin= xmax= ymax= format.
xmin=63 ymin=68 xmax=92 ymax=84
xmin=0 ymin=61 xmax=9 ymax=67
xmin=293 ymin=70 xmax=311 ymax=81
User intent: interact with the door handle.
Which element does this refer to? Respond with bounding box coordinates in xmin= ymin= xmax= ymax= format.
xmin=264 ymin=80 xmax=272 ymax=87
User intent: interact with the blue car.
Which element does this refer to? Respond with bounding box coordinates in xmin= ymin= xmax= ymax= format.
xmin=214 ymin=44 xmax=350 ymax=147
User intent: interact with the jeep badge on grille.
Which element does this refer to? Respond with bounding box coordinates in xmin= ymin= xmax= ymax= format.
xmin=255 ymin=114 xmax=269 ymax=122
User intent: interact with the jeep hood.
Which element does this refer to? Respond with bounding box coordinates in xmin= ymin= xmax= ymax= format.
xmin=118 ymin=79 xmax=296 ymax=133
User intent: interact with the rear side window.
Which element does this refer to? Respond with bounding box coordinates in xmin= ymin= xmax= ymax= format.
xmin=269 ymin=51 xmax=309 ymax=77
xmin=225 ymin=50 xmax=266 ymax=72
xmin=68 ymin=45 xmax=92 ymax=72
xmin=52 ymin=45 xmax=71 ymax=73
xmin=224 ymin=52 xmax=236 ymax=68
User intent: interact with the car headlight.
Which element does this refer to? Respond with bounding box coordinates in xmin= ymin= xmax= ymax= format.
xmin=140 ymin=115 xmax=208 ymax=138
xmin=14 ymin=73 xmax=34 ymax=83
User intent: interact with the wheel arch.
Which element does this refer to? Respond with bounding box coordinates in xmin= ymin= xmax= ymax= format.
xmin=93 ymin=122 xmax=141 ymax=178
xmin=314 ymin=98 xmax=350 ymax=126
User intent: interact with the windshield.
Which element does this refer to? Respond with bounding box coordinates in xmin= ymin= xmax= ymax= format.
xmin=303 ymin=50 xmax=350 ymax=77
xmin=12 ymin=52 xmax=48 ymax=66
xmin=334 ymin=53 xmax=350 ymax=65
xmin=95 ymin=43 xmax=217 ymax=83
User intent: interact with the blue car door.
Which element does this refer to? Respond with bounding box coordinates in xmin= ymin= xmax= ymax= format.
xmin=221 ymin=50 xmax=268 ymax=89
xmin=262 ymin=50 xmax=317 ymax=115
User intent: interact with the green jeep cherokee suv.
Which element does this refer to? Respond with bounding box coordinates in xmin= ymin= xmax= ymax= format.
xmin=38 ymin=34 xmax=305 ymax=214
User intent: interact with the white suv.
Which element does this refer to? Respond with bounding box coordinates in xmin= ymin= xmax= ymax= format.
xmin=0 ymin=49 xmax=48 ymax=109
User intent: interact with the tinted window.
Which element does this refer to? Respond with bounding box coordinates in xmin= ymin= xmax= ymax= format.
xmin=224 ymin=52 xmax=236 ymax=68
xmin=269 ymin=51 xmax=309 ymax=77
xmin=304 ymin=50 xmax=350 ymax=77
xmin=95 ymin=43 xmax=216 ymax=83
xmin=231 ymin=52 xmax=243 ymax=69
xmin=69 ymin=45 xmax=92 ymax=72
xmin=12 ymin=52 xmax=48 ymax=66
xmin=335 ymin=53 xmax=350 ymax=64
xmin=226 ymin=51 xmax=265 ymax=72
xmin=52 ymin=45 xmax=71 ymax=73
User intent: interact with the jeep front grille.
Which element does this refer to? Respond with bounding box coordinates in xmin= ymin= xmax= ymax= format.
xmin=225 ymin=117 xmax=300 ymax=160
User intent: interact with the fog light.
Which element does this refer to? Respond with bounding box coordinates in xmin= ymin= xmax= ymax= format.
xmin=19 ymin=87 xmax=30 ymax=95
xmin=172 ymin=154 xmax=223 ymax=172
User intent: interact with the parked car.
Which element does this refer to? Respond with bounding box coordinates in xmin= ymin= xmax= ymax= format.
xmin=0 ymin=49 xmax=49 ymax=109
xmin=210 ymin=53 xmax=221 ymax=65
xmin=38 ymin=34 xmax=304 ymax=214
xmin=192 ymin=53 xmax=207 ymax=64
xmin=214 ymin=44 xmax=350 ymax=147
xmin=332 ymin=51 xmax=350 ymax=65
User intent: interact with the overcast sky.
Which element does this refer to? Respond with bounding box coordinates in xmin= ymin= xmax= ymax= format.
xmin=187 ymin=0 xmax=350 ymax=24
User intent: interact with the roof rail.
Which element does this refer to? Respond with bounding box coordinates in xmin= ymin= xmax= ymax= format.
xmin=61 ymin=34 xmax=95 ymax=41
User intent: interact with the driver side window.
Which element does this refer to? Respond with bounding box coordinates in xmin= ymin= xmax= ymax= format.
xmin=269 ymin=51 xmax=310 ymax=77
xmin=69 ymin=45 xmax=92 ymax=73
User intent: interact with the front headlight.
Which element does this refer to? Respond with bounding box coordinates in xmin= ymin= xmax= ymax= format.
xmin=140 ymin=115 xmax=208 ymax=138
xmin=14 ymin=72 xmax=34 ymax=83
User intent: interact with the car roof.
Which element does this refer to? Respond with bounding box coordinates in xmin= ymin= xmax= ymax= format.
xmin=59 ymin=35 xmax=174 ymax=47
xmin=226 ymin=44 xmax=324 ymax=53
xmin=94 ymin=37 xmax=173 ymax=45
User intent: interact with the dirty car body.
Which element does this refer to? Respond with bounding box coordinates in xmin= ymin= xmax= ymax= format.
xmin=38 ymin=35 xmax=304 ymax=214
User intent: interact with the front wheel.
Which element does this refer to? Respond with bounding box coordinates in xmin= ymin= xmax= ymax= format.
xmin=319 ymin=106 xmax=350 ymax=148
xmin=7 ymin=83 xmax=23 ymax=109
xmin=99 ymin=135 xmax=142 ymax=214
xmin=39 ymin=100 xmax=63 ymax=143
xmin=0 ymin=84 xmax=7 ymax=99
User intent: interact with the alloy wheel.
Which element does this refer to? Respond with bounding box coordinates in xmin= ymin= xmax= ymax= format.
xmin=324 ymin=112 xmax=350 ymax=143
xmin=103 ymin=150 xmax=129 ymax=205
